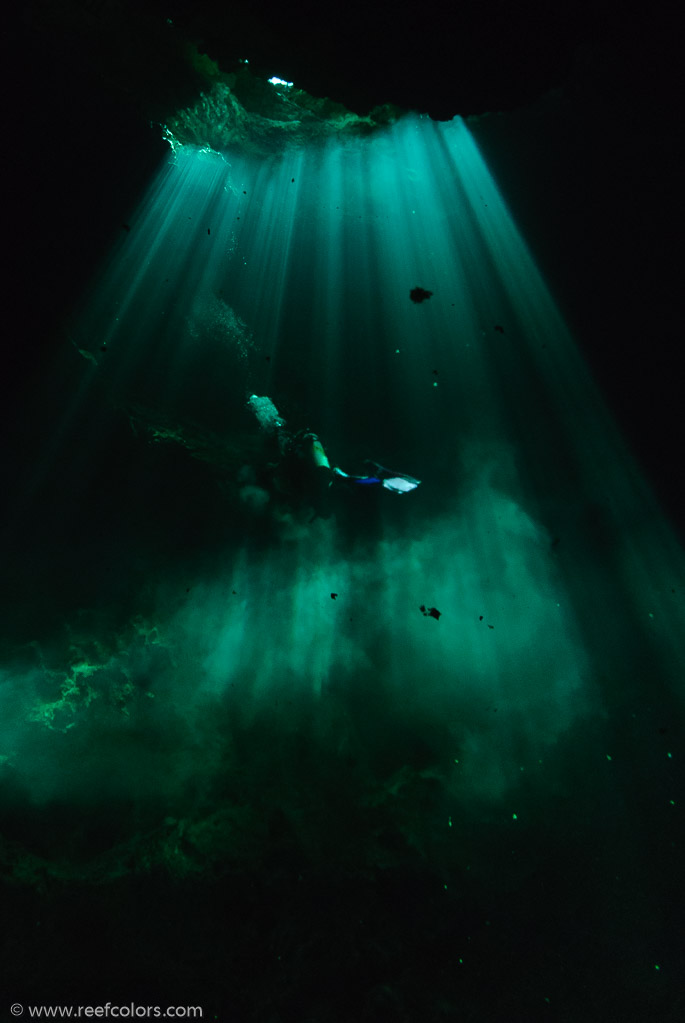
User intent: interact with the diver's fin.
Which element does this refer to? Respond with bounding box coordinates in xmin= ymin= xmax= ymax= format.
xmin=364 ymin=460 xmax=421 ymax=490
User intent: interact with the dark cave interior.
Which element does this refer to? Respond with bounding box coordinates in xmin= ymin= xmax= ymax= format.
xmin=3 ymin=3 xmax=684 ymax=1021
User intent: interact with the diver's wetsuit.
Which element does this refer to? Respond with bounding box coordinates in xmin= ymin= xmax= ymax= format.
xmin=271 ymin=428 xmax=333 ymax=512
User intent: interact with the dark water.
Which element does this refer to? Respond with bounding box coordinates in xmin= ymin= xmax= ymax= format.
xmin=2 ymin=111 xmax=684 ymax=1022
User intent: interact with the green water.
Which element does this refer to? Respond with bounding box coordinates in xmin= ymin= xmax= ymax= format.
xmin=2 ymin=114 xmax=683 ymax=1019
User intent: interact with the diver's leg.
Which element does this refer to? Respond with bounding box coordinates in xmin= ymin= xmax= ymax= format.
xmin=310 ymin=436 xmax=331 ymax=469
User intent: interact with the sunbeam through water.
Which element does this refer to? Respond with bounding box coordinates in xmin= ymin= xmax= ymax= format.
xmin=2 ymin=108 xmax=684 ymax=1017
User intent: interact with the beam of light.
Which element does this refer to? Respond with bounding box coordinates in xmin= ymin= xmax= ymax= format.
xmin=3 ymin=111 xmax=684 ymax=849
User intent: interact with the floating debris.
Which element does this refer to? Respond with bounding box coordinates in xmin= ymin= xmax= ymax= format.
xmin=420 ymin=605 xmax=441 ymax=620
xmin=410 ymin=287 xmax=433 ymax=304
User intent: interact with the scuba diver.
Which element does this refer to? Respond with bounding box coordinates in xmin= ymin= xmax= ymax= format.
xmin=246 ymin=394 xmax=421 ymax=501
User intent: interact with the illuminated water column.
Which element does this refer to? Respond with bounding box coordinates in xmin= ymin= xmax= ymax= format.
xmin=55 ymin=110 xmax=684 ymax=803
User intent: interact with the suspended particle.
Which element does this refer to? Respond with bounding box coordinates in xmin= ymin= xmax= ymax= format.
xmin=331 ymin=593 xmax=338 ymax=600
xmin=410 ymin=286 xmax=433 ymax=303
xmin=420 ymin=605 xmax=441 ymax=619
xmin=494 ymin=324 xmax=504 ymax=333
